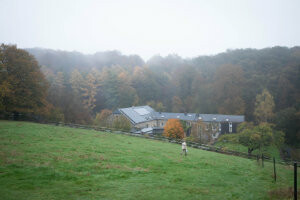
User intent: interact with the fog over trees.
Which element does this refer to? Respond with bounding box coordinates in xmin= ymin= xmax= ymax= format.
xmin=1 ymin=45 xmax=299 ymax=146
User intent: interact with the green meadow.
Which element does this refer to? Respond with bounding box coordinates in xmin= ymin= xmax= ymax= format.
xmin=0 ymin=121 xmax=298 ymax=199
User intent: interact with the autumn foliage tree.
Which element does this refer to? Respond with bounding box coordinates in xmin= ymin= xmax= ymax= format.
xmin=82 ymin=69 xmax=100 ymax=111
xmin=163 ymin=119 xmax=184 ymax=139
xmin=254 ymin=89 xmax=275 ymax=123
xmin=0 ymin=44 xmax=48 ymax=115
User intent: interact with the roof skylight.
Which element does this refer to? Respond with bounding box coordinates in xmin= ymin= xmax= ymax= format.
xmin=134 ymin=108 xmax=150 ymax=115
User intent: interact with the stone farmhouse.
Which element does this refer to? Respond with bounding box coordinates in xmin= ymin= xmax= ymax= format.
xmin=113 ymin=106 xmax=245 ymax=139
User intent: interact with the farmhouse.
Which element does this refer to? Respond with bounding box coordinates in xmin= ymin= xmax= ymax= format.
xmin=113 ymin=105 xmax=244 ymax=139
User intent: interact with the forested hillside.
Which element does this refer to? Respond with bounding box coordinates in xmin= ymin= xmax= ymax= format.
xmin=25 ymin=47 xmax=300 ymax=145
xmin=1 ymin=45 xmax=299 ymax=145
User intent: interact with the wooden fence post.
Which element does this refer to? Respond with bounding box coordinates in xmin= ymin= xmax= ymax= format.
xmin=273 ymin=157 xmax=276 ymax=182
xmin=295 ymin=162 xmax=297 ymax=200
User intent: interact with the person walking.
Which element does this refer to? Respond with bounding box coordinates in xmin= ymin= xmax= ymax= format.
xmin=182 ymin=141 xmax=187 ymax=156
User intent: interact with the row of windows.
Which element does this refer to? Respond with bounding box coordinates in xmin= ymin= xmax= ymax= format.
xmin=145 ymin=121 xmax=233 ymax=133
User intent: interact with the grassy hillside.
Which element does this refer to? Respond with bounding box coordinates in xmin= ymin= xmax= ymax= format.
xmin=0 ymin=121 xmax=298 ymax=199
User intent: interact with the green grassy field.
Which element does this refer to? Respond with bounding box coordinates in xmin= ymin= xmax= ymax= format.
xmin=0 ymin=121 xmax=298 ymax=199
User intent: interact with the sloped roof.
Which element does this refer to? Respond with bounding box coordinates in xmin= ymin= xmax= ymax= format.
xmin=119 ymin=105 xmax=155 ymax=124
xmin=112 ymin=109 xmax=121 ymax=114
xmin=118 ymin=105 xmax=244 ymax=124
xmin=153 ymin=112 xmax=196 ymax=121
xmin=197 ymin=114 xmax=244 ymax=123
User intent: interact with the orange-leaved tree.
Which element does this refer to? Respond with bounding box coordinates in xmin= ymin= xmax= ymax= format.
xmin=163 ymin=119 xmax=184 ymax=139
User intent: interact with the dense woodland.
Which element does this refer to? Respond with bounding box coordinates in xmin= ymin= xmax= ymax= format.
xmin=1 ymin=44 xmax=299 ymax=146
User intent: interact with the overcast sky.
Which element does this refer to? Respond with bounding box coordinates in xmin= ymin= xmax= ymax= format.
xmin=1 ymin=0 xmax=300 ymax=60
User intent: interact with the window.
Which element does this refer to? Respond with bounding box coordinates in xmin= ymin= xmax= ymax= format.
xmin=229 ymin=122 xmax=232 ymax=133
xmin=205 ymin=124 xmax=209 ymax=131
xmin=212 ymin=123 xmax=217 ymax=131
xmin=161 ymin=122 xmax=164 ymax=126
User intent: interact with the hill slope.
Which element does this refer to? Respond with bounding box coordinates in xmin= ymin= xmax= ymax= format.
xmin=0 ymin=121 xmax=298 ymax=199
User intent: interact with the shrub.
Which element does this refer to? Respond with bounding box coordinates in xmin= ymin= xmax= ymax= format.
xmin=112 ymin=116 xmax=131 ymax=132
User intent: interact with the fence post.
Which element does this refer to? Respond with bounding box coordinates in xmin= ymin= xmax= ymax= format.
xmin=295 ymin=162 xmax=297 ymax=200
xmin=273 ymin=157 xmax=276 ymax=182
xmin=262 ymin=153 xmax=264 ymax=168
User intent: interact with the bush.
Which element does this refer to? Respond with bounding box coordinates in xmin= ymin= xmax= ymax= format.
xmin=112 ymin=116 xmax=131 ymax=132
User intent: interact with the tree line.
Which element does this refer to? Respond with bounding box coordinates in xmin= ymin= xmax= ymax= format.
xmin=1 ymin=44 xmax=299 ymax=146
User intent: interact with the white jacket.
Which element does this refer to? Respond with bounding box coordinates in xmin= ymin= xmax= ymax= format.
xmin=182 ymin=142 xmax=187 ymax=150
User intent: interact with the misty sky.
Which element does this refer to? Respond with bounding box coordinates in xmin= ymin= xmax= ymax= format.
xmin=1 ymin=0 xmax=300 ymax=60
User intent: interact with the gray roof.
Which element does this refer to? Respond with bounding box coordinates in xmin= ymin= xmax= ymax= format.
xmin=118 ymin=105 xmax=244 ymax=124
xmin=119 ymin=105 xmax=155 ymax=124
xmin=153 ymin=112 xmax=196 ymax=121
xmin=197 ymin=114 xmax=244 ymax=123
xmin=112 ymin=109 xmax=121 ymax=114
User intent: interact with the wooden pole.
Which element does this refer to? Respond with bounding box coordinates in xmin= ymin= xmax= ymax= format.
xmin=273 ymin=157 xmax=276 ymax=182
xmin=295 ymin=162 xmax=297 ymax=200
xmin=262 ymin=153 xmax=264 ymax=168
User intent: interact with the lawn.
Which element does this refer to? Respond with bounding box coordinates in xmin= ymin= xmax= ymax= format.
xmin=0 ymin=121 xmax=298 ymax=199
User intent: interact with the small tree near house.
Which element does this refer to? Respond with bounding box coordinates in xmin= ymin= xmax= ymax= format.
xmin=163 ymin=119 xmax=184 ymax=139
xmin=238 ymin=123 xmax=284 ymax=155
